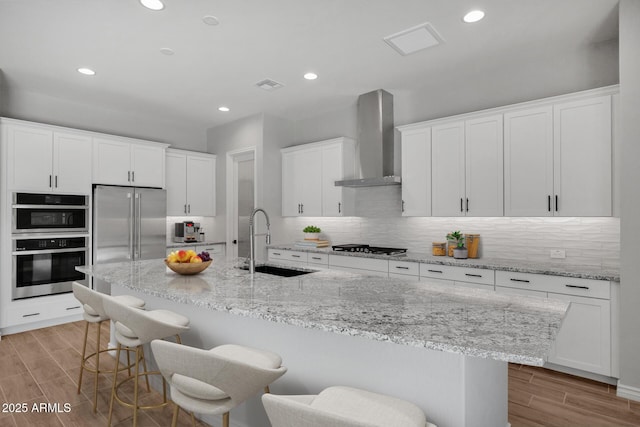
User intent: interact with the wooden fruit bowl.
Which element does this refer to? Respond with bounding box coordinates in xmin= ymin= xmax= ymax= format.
xmin=165 ymin=260 xmax=212 ymax=275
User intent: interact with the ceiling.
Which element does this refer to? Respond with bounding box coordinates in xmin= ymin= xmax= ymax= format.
xmin=0 ymin=0 xmax=619 ymax=133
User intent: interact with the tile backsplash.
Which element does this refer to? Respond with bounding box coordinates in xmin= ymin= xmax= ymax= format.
xmin=271 ymin=216 xmax=620 ymax=269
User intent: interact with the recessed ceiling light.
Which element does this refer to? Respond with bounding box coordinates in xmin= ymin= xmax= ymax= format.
xmin=303 ymin=72 xmax=318 ymax=80
xmin=463 ymin=10 xmax=485 ymax=23
xmin=218 ymin=106 xmax=230 ymax=112
xmin=77 ymin=68 xmax=96 ymax=76
xmin=202 ymin=15 xmax=219 ymax=26
xmin=383 ymin=22 xmax=444 ymax=56
xmin=140 ymin=0 xmax=164 ymax=11
xmin=160 ymin=47 xmax=175 ymax=56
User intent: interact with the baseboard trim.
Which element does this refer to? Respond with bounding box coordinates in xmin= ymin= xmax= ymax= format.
xmin=617 ymin=382 xmax=640 ymax=402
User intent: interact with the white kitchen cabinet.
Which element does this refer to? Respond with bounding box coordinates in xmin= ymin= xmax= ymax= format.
xmin=268 ymin=248 xmax=308 ymax=265
xmin=504 ymin=106 xmax=554 ymax=216
xmin=166 ymin=149 xmax=216 ymax=216
xmin=419 ymin=263 xmax=494 ymax=288
xmin=282 ymin=138 xmax=356 ymax=217
xmin=431 ymin=115 xmax=503 ymax=217
xmin=553 ymin=95 xmax=612 ymax=216
xmin=1 ymin=293 xmax=83 ymax=330
xmin=93 ymin=137 xmax=168 ymax=188
xmin=328 ymin=255 xmax=388 ymax=277
xmin=504 ymin=95 xmax=612 ymax=216
xmin=5 ymin=122 xmax=92 ymax=194
xmin=400 ymin=127 xmax=431 ymax=216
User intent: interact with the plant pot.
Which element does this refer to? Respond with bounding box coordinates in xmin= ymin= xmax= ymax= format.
xmin=453 ymin=247 xmax=468 ymax=259
xmin=304 ymin=232 xmax=320 ymax=240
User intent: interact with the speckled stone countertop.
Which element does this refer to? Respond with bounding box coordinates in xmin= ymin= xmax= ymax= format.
xmin=77 ymin=258 xmax=567 ymax=366
xmin=269 ymin=244 xmax=620 ymax=282
xmin=166 ymin=241 xmax=226 ymax=249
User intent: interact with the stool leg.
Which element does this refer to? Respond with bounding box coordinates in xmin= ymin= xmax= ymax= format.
xmin=140 ymin=345 xmax=151 ymax=392
xmin=133 ymin=345 xmax=141 ymax=427
xmin=93 ymin=320 xmax=102 ymax=413
xmin=126 ymin=346 xmax=132 ymax=376
xmin=77 ymin=321 xmax=89 ymax=395
xmin=264 ymin=386 xmax=270 ymax=394
xmin=190 ymin=411 xmax=195 ymax=427
xmin=171 ymin=404 xmax=179 ymax=427
xmin=108 ymin=343 xmax=122 ymax=427
xmin=223 ymin=412 xmax=230 ymax=427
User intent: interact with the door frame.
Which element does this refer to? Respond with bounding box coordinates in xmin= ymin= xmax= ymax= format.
xmin=225 ymin=147 xmax=257 ymax=259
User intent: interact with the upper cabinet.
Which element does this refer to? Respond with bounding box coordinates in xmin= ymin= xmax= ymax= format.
xmin=93 ymin=137 xmax=168 ymax=188
xmin=400 ymin=128 xmax=431 ymax=216
xmin=281 ymin=137 xmax=356 ymax=217
xmin=505 ymin=96 xmax=612 ymax=216
xmin=4 ymin=121 xmax=92 ymax=194
xmin=431 ymin=114 xmax=503 ymax=217
xmin=399 ymin=86 xmax=616 ymax=218
xmin=166 ymin=149 xmax=216 ymax=216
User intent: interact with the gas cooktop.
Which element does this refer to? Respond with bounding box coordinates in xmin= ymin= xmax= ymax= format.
xmin=331 ymin=244 xmax=407 ymax=256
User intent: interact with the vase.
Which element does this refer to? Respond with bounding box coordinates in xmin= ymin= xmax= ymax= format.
xmin=304 ymin=232 xmax=320 ymax=240
xmin=453 ymin=247 xmax=468 ymax=259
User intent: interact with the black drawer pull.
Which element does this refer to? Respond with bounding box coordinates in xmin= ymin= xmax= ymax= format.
xmin=66 ymin=306 xmax=81 ymax=310
xmin=395 ymin=266 xmax=410 ymax=270
xmin=428 ymin=269 xmax=443 ymax=273
xmin=565 ymin=284 xmax=590 ymax=290
xmin=465 ymin=273 xmax=482 ymax=277
xmin=510 ymin=278 xmax=530 ymax=283
xmin=272 ymin=252 xmax=281 ymax=256
xmin=311 ymin=256 xmax=322 ymax=260
xmin=23 ymin=312 xmax=40 ymax=318
xmin=291 ymin=255 xmax=301 ymax=258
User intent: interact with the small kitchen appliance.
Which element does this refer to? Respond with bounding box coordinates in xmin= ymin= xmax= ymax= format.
xmin=173 ymin=221 xmax=200 ymax=243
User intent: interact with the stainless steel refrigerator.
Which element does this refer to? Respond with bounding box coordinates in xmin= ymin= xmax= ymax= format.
xmin=93 ymin=185 xmax=166 ymax=293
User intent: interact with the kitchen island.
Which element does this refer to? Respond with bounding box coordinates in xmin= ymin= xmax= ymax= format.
xmin=78 ymin=259 xmax=568 ymax=427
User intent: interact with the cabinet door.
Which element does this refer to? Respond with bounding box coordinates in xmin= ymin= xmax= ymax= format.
xmin=293 ymin=148 xmax=322 ymax=216
xmin=7 ymin=124 xmax=53 ymax=191
xmin=53 ymin=132 xmax=92 ymax=194
xmin=166 ymin=152 xmax=187 ymax=215
xmin=401 ymin=128 xmax=431 ymax=216
xmin=504 ymin=106 xmax=554 ymax=216
xmin=321 ymin=143 xmax=345 ymax=216
xmin=431 ymin=122 xmax=465 ymax=216
xmin=93 ymin=138 xmax=131 ymax=185
xmin=131 ymin=143 xmax=165 ymax=188
xmin=281 ymin=151 xmax=299 ymax=216
xmin=186 ymin=155 xmax=215 ymax=216
xmin=547 ymin=293 xmax=611 ymax=376
xmin=553 ymin=96 xmax=612 ymax=216
xmin=465 ymin=115 xmax=503 ymax=216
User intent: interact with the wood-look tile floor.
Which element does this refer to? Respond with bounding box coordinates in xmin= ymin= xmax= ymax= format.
xmin=1 ymin=322 xmax=640 ymax=427
xmin=0 ymin=321 xmax=210 ymax=427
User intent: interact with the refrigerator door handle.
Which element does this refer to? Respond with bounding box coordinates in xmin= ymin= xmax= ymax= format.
xmin=127 ymin=192 xmax=134 ymax=259
xmin=135 ymin=193 xmax=142 ymax=259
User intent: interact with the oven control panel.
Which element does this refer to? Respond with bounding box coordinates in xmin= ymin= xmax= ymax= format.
xmin=15 ymin=237 xmax=87 ymax=251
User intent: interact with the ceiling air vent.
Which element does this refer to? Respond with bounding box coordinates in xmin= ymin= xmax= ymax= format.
xmin=255 ymin=79 xmax=284 ymax=91
xmin=383 ymin=22 xmax=444 ymax=56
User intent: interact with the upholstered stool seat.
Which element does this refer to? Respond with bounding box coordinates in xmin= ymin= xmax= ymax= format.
xmin=262 ymin=386 xmax=437 ymax=427
xmin=151 ymin=339 xmax=287 ymax=427
xmin=103 ymin=297 xmax=190 ymax=427
xmin=72 ymin=282 xmax=145 ymax=413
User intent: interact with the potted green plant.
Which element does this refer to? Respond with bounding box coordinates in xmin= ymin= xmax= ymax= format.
xmin=303 ymin=225 xmax=321 ymax=240
xmin=446 ymin=231 xmax=467 ymax=258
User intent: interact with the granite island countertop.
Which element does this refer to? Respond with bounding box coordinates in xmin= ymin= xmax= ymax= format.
xmin=268 ymin=244 xmax=620 ymax=282
xmin=77 ymin=258 xmax=568 ymax=366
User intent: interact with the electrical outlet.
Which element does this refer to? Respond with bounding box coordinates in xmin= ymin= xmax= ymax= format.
xmin=550 ymin=249 xmax=566 ymax=259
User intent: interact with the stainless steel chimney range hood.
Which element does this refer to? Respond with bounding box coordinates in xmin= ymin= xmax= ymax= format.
xmin=335 ymin=89 xmax=401 ymax=187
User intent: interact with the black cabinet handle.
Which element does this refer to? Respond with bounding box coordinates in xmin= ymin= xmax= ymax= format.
xmin=272 ymin=252 xmax=280 ymax=255
xmin=311 ymin=256 xmax=322 ymax=260
xmin=402 ymin=200 xmax=405 ymax=213
xmin=466 ymin=198 xmax=469 ymax=212
xmin=338 ymin=202 xmax=341 ymax=213
xmin=548 ymin=195 xmax=551 ymax=212
xmin=428 ymin=269 xmax=443 ymax=273
xmin=291 ymin=254 xmax=301 ymax=258
xmin=565 ymin=284 xmax=589 ymax=290
xmin=49 ymin=175 xmax=52 ymax=188
xmin=128 ymin=171 xmax=131 ymax=182
xmin=395 ymin=266 xmax=409 ymax=270
xmin=555 ymin=195 xmax=558 ymax=212
xmin=66 ymin=306 xmax=81 ymax=310
xmin=465 ymin=273 xmax=482 ymax=278
xmin=23 ymin=312 xmax=40 ymax=318
xmin=55 ymin=175 xmax=58 ymax=188
xmin=132 ymin=171 xmax=135 ymax=182
xmin=510 ymin=278 xmax=530 ymax=283
xmin=460 ymin=198 xmax=463 ymax=212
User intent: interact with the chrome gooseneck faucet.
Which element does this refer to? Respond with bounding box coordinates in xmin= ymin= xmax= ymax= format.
xmin=248 ymin=208 xmax=271 ymax=274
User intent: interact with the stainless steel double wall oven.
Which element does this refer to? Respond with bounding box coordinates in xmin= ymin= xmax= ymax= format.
xmin=11 ymin=192 xmax=89 ymax=300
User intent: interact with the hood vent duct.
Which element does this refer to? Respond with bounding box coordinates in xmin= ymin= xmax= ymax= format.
xmin=335 ymin=89 xmax=401 ymax=187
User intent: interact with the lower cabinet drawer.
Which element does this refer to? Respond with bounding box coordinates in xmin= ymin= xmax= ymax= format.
xmin=4 ymin=294 xmax=82 ymax=327
xmin=419 ymin=264 xmax=494 ymax=285
xmin=268 ymin=249 xmax=308 ymax=264
xmin=329 ymin=255 xmax=388 ymax=273
xmin=496 ymin=286 xmax=547 ymax=298
xmin=389 ymin=260 xmax=419 ymax=276
xmin=495 ymin=271 xmax=610 ymax=299
xmin=308 ymin=253 xmax=329 ymax=266
xmin=389 ymin=272 xmax=421 ymax=282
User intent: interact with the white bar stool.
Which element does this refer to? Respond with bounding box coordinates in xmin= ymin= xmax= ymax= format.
xmin=151 ymin=339 xmax=287 ymax=427
xmin=71 ymin=282 xmax=145 ymax=413
xmin=103 ymin=296 xmax=190 ymax=427
xmin=262 ymin=386 xmax=437 ymax=427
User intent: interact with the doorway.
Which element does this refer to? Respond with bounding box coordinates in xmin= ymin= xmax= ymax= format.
xmin=226 ymin=148 xmax=256 ymax=259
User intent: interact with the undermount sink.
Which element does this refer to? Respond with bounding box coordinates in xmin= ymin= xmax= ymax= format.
xmin=240 ymin=264 xmax=314 ymax=277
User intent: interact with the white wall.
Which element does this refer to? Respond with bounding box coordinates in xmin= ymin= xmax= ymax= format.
xmin=618 ymin=0 xmax=640 ymax=397
xmin=0 ymin=86 xmax=207 ymax=150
